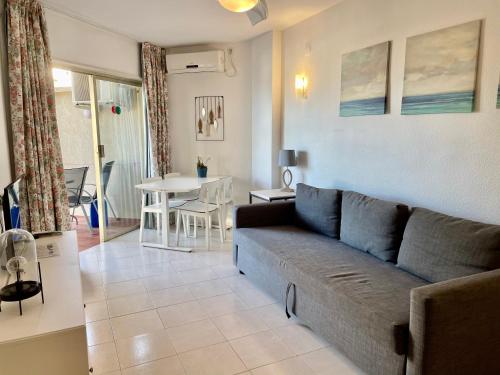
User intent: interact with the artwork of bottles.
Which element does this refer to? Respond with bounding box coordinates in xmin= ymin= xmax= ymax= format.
xmin=195 ymin=96 xmax=224 ymax=141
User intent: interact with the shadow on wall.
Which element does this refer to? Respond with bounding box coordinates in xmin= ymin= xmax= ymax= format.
xmin=294 ymin=151 xmax=308 ymax=186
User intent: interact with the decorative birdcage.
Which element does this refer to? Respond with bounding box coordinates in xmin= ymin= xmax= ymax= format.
xmin=0 ymin=229 xmax=44 ymax=315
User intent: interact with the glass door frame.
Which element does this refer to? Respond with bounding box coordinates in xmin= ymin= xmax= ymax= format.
xmin=53 ymin=61 xmax=147 ymax=243
xmin=88 ymin=74 xmax=146 ymax=243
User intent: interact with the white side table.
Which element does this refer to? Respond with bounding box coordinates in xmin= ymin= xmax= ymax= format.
xmin=249 ymin=189 xmax=296 ymax=204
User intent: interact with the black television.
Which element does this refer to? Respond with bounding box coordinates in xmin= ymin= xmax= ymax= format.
xmin=2 ymin=176 xmax=23 ymax=231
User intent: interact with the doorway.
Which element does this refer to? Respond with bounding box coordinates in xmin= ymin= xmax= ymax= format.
xmin=53 ymin=67 xmax=147 ymax=249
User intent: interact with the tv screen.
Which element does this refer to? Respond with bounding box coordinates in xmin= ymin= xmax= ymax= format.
xmin=2 ymin=177 xmax=23 ymax=231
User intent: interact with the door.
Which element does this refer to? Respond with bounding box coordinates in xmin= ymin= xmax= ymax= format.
xmin=89 ymin=76 xmax=146 ymax=242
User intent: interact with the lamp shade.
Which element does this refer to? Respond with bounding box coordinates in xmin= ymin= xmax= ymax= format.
xmin=278 ymin=150 xmax=297 ymax=167
xmin=218 ymin=0 xmax=259 ymax=12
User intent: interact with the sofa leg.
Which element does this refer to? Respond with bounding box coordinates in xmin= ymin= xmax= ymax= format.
xmin=239 ymin=270 xmax=245 ymax=275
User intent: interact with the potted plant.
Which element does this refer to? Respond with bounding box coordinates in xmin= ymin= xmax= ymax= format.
xmin=196 ymin=156 xmax=210 ymax=178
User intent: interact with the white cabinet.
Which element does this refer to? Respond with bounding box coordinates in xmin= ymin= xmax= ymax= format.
xmin=0 ymin=231 xmax=88 ymax=375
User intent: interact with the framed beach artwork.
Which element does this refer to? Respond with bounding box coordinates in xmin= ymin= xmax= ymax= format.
xmin=401 ymin=21 xmax=481 ymax=115
xmin=339 ymin=41 xmax=391 ymax=117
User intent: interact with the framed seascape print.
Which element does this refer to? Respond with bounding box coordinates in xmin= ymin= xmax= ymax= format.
xmin=401 ymin=20 xmax=481 ymax=115
xmin=340 ymin=41 xmax=391 ymax=117
xmin=195 ymin=96 xmax=224 ymax=141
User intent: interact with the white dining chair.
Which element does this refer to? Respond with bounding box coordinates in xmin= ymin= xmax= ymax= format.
xmin=221 ymin=176 xmax=234 ymax=235
xmin=139 ymin=176 xmax=186 ymax=243
xmin=175 ymin=180 xmax=224 ymax=250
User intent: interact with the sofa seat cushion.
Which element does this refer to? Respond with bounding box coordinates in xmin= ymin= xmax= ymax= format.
xmin=397 ymin=207 xmax=500 ymax=283
xmin=234 ymin=225 xmax=428 ymax=354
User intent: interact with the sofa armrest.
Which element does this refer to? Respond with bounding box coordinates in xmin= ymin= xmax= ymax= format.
xmin=233 ymin=201 xmax=295 ymax=228
xmin=407 ymin=269 xmax=500 ymax=375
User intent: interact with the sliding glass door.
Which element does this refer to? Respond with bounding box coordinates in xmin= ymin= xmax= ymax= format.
xmin=89 ymin=76 xmax=146 ymax=242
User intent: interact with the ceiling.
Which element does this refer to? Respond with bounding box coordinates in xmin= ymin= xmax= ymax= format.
xmin=41 ymin=0 xmax=342 ymax=47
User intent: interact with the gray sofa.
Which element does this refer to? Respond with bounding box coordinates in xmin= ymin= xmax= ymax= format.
xmin=233 ymin=184 xmax=500 ymax=375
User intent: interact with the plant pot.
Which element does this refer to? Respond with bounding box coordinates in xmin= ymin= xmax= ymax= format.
xmin=197 ymin=166 xmax=208 ymax=178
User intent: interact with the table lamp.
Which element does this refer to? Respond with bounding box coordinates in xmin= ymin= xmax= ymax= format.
xmin=278 ymin=150 xmax=297 ymax=192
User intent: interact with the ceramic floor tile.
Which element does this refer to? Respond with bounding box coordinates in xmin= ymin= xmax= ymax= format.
xmin=212 ymin=310 xmax=269 ymax=340
xmin=157 ymin=300 xmax=208 ymax=328
xmin=198 ymin=293 xmax=248 ymax=317
xmin=136 ymin=262 xmax=174 ymax=278
xmin=100 ymin=256 xmax=138 ymax=272
xmin=222 ymin=275 xmax=254 ymax=293
xmin=85 ymin=300 xmax=109 ymax=323
xmin=121 ymin=355 xmax=186 ymax=375
xmin=83 ymin=284 xmax=106 ymax=303
xmin=150 ymin=286 xmax=196 ymax=308
xmin=111 ymin=310 xmax=164 ymax=339
xmin=87 ymin=320 xmax=114 ymax=346
xmin=178 ymin=267 xmax=219 ymax=284
xmin=188 ymin=279 xmax=233 ymax=299
xmin=236 ymin=286 xmax=275 ymax=309
xmin=142 ymin=273 xmax=185 ymax=292
xmin=107 ymin=293 xmax=154 ymax=318
xmin=299 ymin=347 xmax=363 ymax=375
xmin=88 ymin=342 xmax=120 ymax=375
xmin=105 ymin=279 xmax=147 ymax=299
xmin=273 ymin=324 xmax=328 ymax=355
xmin=81 ymin=272 xmax=104 ymax=288
xmin=166 ymin=319 xmax=226 ymax=353
xmin=115 ymin=330 xmax=176 ymax=369
xmin=179 ymin=342 xmax=246 ymax=375
xmin=249 ymin=304 xmax=296 ymax=328
xmin=102 ymin=268 xmax=141 ymax=284
xmin=230 ymin=330 xmax=294 ymax=369
xmin=250 ymin=357 xmax=314 ymax=375
xmin=210 ymin=264 xmax=239 ymax=278
xmin=171 ymin=258 xmax=212 ymax=272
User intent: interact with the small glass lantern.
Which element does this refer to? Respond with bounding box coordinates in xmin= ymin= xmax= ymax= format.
xmin=0 ymin=229 xmax=44 ymax=315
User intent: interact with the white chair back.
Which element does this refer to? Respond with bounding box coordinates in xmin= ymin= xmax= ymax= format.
xmin=142 ymin=176 xmax=162 ymax=202
xmin=222 ymin=176 xmax=233 ymax=203
xmin=199 ymin=180 xmax=223 ymax=210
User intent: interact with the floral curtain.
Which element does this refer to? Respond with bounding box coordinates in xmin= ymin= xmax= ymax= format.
xmin=141 ymin=42 xmax=170 ymax=177
xmin=7 ymin=0 xmax=69 ymax=232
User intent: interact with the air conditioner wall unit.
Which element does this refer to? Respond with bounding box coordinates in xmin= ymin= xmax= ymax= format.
xmin=166 ymin=50 xmax=225 ymax=74
xmin=71 ymin=72 xmax=113 ymax=107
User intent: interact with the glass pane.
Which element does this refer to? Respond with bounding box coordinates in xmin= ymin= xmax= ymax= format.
xmin=95 ymin=79 xmax=145 ymax=241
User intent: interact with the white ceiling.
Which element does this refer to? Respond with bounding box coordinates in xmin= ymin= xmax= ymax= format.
xmin=41 ymin=0 xmax=342 ymax=47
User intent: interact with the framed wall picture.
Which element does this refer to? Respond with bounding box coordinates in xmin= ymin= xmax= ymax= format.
xmin=340 ymin=41 xmax=391 ymax=117
xmin=402 ymin=20 xmax=481 ymax=115
xmin=195 ymin=96 xmax=224 ymax=141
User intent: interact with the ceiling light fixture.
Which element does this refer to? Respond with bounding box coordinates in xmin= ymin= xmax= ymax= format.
xmin=218 ymin=0 xmax=259 ymax=13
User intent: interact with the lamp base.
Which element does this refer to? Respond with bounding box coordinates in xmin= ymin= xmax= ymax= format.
xmin=280 ymin=187 xmax=294 ymax=192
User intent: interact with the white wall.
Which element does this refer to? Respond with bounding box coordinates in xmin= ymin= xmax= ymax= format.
xmin=0 ymin=6 xmax=12 ymax=188
xmin=168 ymin=43 xmax=252 ymax=204
xmin=282 ymin=0 xmax=500 ymax=224
xmin=251 ymin=31 xmax=282 ymax=190
xmin=45 ymin=9 xmax=140 ymax=79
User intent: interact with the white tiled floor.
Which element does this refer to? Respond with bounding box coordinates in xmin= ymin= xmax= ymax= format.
xmin=81 ymin=228 xmax=363 ymax=375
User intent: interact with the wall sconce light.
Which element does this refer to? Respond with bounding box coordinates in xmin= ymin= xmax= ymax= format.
xmin=295 ymin=74 xmax=308 ymax=99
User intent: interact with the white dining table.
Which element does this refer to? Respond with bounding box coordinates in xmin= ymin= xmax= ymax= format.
xmin=135 ymin=176 xmax=221 ymax=252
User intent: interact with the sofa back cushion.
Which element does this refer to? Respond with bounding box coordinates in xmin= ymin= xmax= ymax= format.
xmin=340 ymin=191 xmax=409 ymax=262
xmin=295 ymin=183 xmax=342 ymax=238
xmin=397 ymin=208 xmax=500 ymax=282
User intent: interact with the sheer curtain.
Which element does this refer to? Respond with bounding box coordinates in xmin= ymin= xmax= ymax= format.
xmin=6 ymin=0 xmax=69 ymax=231
xmin=98 ymin=81 xmax=145 ymax=220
